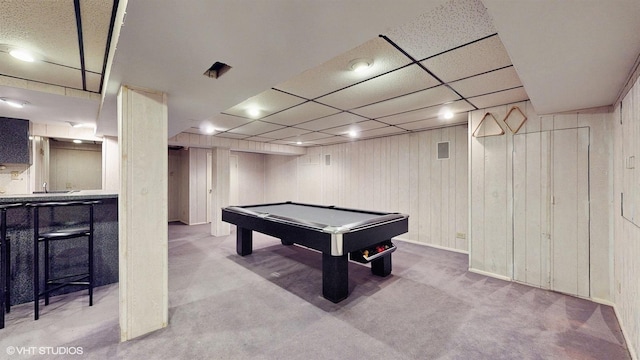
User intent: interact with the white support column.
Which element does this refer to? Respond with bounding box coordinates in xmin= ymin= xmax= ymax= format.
xmin=117 ymin=85 xmax=168 ymax=341
xmin=211 ymin=147 xmax=230 ymax=236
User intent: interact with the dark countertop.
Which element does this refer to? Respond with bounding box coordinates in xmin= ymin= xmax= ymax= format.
xmin=0 ymin=190 xmax=118 ymax=204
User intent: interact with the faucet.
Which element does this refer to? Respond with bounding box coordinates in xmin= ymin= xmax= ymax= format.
xmin=42 ymin=182 xmax=48 ymax=193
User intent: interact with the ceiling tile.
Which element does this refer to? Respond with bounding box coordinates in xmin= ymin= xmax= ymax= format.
xmin=448 ymin=66 xmax=522 ymax=98
xmin=214 ymin=132 xmax=248 ymax=140
xmin=274 ymin=37 xmax=412 ymax=99
xmin=305 ymin=136 xmax=350 ymax=146
xmin=386 ymin=0 xmax=496 ymax=60
xmin=261 ymin=101 xmax=340 ymax=126
xmin=86 ymin=72 xmax=102 ymax=92
xmin=467 ymin=87 xmax=529 ymax=109
xmin=292 ymin=132 xmax=337 ymax=142
xmin=0 ymin=0 xmax=81 ymax=68
xmin=322 ymin=120 xmax=387 ymax=136
xmin=244 ymin=136 xmax=275 ymax=142
xmin=0 ymin=53 xmax=83 ymax=89
xmin=296 ymin=112 xmax=368 ymax=131
xmin=352 ymin=85 xmax=460 ymax=119
xmin=421 ymin=35 xmax=513 ymax=83
xmin=227 ymin=120 xmax=284 ymax=136
xmin=80 ymin=0 xmax=114 ymax=73
xmin=206 ymin=113 xmax=252 ymax=131
xmin=396 ymin=112 xmax=468 ymax=131
xmin=358 ymin=126 xmax=408 ymax=139
xmin=259 ymin=126 xmax=311 ymax=140
xmin=376 ymin=100 xmax=474 ymax=125
xmin=316 ymin=64 xmax=440 ymax=110
xmin=223 ymin=89 xmax=305 ymax=119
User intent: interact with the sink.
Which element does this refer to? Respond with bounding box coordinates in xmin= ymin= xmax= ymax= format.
xmin=32 ymin=190 xmax=74 ymax=194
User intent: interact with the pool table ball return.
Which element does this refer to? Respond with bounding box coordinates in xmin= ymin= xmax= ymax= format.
xmin=221 ymin=202 xmax=409 ymax=303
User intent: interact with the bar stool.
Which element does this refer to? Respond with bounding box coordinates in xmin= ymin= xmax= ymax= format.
xmin=28 ymin=200 xmax=100 ymax=320
xmin=1 ymin=203 xmax=22 ymax=329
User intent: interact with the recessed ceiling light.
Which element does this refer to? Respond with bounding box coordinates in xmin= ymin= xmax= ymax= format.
xmin=247 ymin=108 xmax=261 ymax=118
xmin=349 ymin=58 xmax=373 ymax=72
xmin=439 ymin=107 xmax=455 ymax=120
xmin=201 ymin=124 xmax=215 ymax=134
xmin=73 ymin=139 xmax=82 ymax=144
xmin=0 ymin=97 xmax=28 ymax=109
xmin=348 ymin=130 xmax=358 ymax=138
xmin=9 ymin=48 xmax=35 ymax=62
xmin=296 ymin=141 xmax=302 ymax=145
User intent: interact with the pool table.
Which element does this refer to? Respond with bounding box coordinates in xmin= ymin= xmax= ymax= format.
xmin=221 ymin=202 xmax=409 ymax=303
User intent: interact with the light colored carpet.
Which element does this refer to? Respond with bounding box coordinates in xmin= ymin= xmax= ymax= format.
xmin=0 ymin=223 xmax=630 ymax=359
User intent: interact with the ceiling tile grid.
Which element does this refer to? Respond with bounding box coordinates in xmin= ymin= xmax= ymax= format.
xmin=351 ymin=84 xmax=462 ymax=119
xmin=0 ymin=0 xmax=115 ymax=94
xmin=397 ymin=112 xmax=468 ymax=131
xmin=207 ymin=0 xmax=528 ymax=146
xmin=295 ymin=112 xmax=369 ymax=132
xmin=226 ymin=120 xmax=284 ymax=137
xmin=0 ymin=0 xmax=80 ymax=67
xmin=259 ymin=126 xmax=311 ymax=140
xmin=206 ymin=113 xmax=252 ymax=132
xmin=320 ymin=119 xmax=388 ymax=136
xmin=466 ymin=87 xmax=529 ymax=110
xmin=274 ymin=37 xmax=412 ymax=100
xmin=377 ymin=100 xmax=475 ymax=126
xmin=223 ymin=89 xmax=306 ymax=120
xmin=260 ymin=101 xmax=340 ymax=127
xmin=448 ymin=66 xmax=522 ymax=98
xmin=80 ymin=0 xmax=115 ymax=73
xmin=420 ymin=34 xmax=513 ymax=82
xmin=316 ymin=64 xmax=440 ymax=110
xmin=385 ymin=0 xmax=496 ymax=61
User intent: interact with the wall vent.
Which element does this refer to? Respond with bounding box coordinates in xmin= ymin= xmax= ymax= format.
xmin=437 ymin=141 xmax=450 ymax=160
xmin=203 ymin=61 xmax=232 ymax=79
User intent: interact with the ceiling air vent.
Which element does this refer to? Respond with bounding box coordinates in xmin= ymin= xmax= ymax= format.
xmin=203 ymin=61 xmax=231 ymax=79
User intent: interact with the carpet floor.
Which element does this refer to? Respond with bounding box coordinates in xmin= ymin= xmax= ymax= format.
xmin=0 ymin=223 xmax=631 ymax=359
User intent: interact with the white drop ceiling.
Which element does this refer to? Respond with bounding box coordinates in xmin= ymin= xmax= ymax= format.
xmin=0 ymin=0 xmax=639 ymax=148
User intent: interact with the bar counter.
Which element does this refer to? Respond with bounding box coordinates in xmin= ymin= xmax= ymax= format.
xmin=0 ymin=191 xmax=118 ymax=306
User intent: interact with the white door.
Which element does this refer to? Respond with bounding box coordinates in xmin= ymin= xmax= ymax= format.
xmin=512 ymin=127 xmax=590 ymax=297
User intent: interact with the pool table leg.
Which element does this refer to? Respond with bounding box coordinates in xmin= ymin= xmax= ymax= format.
xmin=236 ymin=227 xmax=253 ymax=256
xmin=322 ymin=253 xmax=348 ymax=303
xmin=371 ymin=253 xmax=392 ymax=277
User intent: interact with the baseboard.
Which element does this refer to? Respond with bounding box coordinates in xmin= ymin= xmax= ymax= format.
xmin=611 ymin=303 xmax=638 ymax=360
xmin=468 ymin=267 xmax=512 ymax=282
xmin=591 ymin=297 xmax=615 ymax=307
xmin=393 ymin=236 xmax=469 ymax=254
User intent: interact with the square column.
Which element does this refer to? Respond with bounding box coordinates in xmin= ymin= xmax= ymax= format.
xmin=211 ymin=147 xmax=230 ymax=236
xmin=118 ymin=85 xmax=168 ymax=341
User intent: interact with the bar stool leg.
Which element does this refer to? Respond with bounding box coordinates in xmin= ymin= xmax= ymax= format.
xmin=88 ymin=204 xmax=94 ymax=306
xmin=44 ymin=236 xmax=50 ymax=306
xmin=4 ymin=237 xmax=9 ymax=314
xmin=1 ymin=208 xmax=5 ymax=329
xmin=33 ymin=207 xmax=40 ymax=321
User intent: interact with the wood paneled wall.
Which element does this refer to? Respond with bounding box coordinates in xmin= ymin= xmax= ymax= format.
xmin=264 ymin=125 xmax=469 ymax=253
xmin=232 ymin=151 xmax=266 ymax=206
xmin=614 ymin=77 xmax=640 ymax=359
xmin=469 ymin=101 xmax=612 ymax=301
